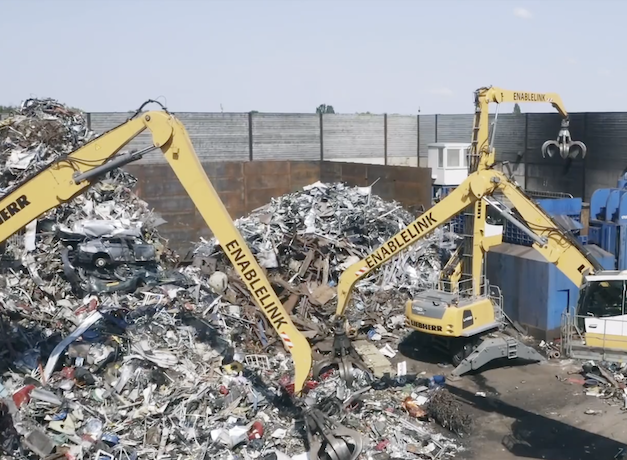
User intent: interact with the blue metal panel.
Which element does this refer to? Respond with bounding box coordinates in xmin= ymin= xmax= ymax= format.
xmin=487 ymin=243 xmax=614 ymax=337
xmin=590 ymin=188 xmax=612 ymax=220
xmin=538 ymin=197 xmax=582 ymax=216
xmin=589 ymin=226 xmax=602 ymax=245
xmin=546 ymin=269 xmax=577 ymax=331
xmin=518 ymin=257 xmax=549 ymax=331
xmin=548 ymin=289 xmax=570 ymax=331
xmin=605 ymin=190 xmax=623 ymax=221
xmin=503 ymin=197 xmax=582 ymax=246
xmin=486 ymin=246 xmax=549 ymax=331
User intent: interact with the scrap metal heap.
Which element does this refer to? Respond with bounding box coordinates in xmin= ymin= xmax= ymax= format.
xmin=0 ymin=99 xmax=470 ymax=460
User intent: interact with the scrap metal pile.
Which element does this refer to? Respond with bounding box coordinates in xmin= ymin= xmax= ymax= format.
xmin=0 ymin=99 xmax=467 ymax=460
xmin=579 ymin=361 xmax=627 ymax=408
xmin=191 ymin=181 xmax=459 ymax=335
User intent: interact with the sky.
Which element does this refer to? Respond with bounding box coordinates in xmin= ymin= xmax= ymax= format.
xmin=1 ymin=0 xmax=624 ymax=114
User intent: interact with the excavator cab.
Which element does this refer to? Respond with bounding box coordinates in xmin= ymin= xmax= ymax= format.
xmin=570 ymin=273 xmax=627 ymax=351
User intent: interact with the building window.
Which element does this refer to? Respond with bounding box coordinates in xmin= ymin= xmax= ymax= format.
xmin=447 ymin=148 xmax=461 ymax=167
xmin=438 ymin=148 xmax=444 ymax=167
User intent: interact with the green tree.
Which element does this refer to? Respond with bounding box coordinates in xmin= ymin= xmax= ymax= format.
xmin=0 ymin=105 xmax=18 ymax=113
xmin=513 ymin=103 xmax=522 ymax=114
xmin=316 ymin=104 xmax=335 ymax=114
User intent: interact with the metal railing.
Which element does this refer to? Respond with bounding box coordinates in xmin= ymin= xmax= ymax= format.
xmin=561 ymin=311 xmax=627 ymax=362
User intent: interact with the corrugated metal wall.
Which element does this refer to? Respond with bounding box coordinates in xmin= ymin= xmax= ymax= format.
xmin=387 ymin=115 xmax=418 ymax=159
xmin=83 ymin=110 xmax=627 ymax=200
xmin=252 ymin=113 xmax=319 ymax=161
xmin=90 ymin=112 xmax=249 ymax=163
xmin=322 ymin=114 xmax=384 ymax=160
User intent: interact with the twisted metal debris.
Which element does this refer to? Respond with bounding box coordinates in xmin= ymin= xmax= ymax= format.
xmin=0 ymin=98 xmax=94 ymax=195
xmin=193 ymin=181 xmax=459 ymax=327
xmin=0 ymin=98 xmax=468 ymax=460
xmin=425 ymin=389 xmax=473 ymax=436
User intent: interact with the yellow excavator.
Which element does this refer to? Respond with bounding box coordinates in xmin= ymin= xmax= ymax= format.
xmin=0 ymin=102 xmax=313 ymax=395
xmin=321 ymin=87 xmax=626 ymax=380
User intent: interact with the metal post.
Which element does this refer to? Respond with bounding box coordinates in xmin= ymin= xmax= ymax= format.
xmin=582 ymin=112 xmax=588 ymax=200
xmin=416 ymin=114 xmax=420 ymax=167
xmin=523 ymin=113 xmax=528 ymax=189
xmin=434 ymin=114 xmax=439 ymax=142
xmin=319 ymin=112 xmax=324 ymax=161
xmin=383 ymin=113 xmax=388 ymax=165
xmin=248 ymin=112 xmax=254 ymax=161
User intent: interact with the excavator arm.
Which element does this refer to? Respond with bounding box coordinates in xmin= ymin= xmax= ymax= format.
xmin=472 ymin=86 xmax=586 ymax=172
xmin=490 ymin=171 xmax=601 ymax=286
xmin=0 ymin=107 xmax=313 ymax=394
xmin=334 ymin=167 xmax=601 ymax=319
xmin=465 ymin=86 xmax=587 ymax=296
xmin=334 ymin=179 xmax=486 ymax=319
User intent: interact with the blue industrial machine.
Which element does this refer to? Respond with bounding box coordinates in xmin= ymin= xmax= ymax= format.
xmin=588 ymin=173 xmax=627 ymax=269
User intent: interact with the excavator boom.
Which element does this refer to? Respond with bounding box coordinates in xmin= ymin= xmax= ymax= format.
xmin=335 ymin=177 xmax=481 ymax=318
xmin=0 ymin=108 xmax=312 ymax=393
xmin=335 ymin=168 xmax=602 ymax=317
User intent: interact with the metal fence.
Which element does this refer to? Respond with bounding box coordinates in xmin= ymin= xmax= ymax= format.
xmin=4 ymin=109 xmax=627 ymax=199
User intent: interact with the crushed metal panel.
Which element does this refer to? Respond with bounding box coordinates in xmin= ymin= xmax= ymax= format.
xmin=352 ymin=340 xmax=394 ymax=377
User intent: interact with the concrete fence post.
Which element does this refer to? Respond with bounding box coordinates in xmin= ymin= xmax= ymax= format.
xmin=416 ymin=114 xmax=420 ymax=167
xmin=248 ymin=112 xmax=254 ymax=161
xmin=383 ymin=113 xmax=388 ymax=165
xmin=319 ymin=112 xmax=324 ymax=161
xmin=434 ymin=114 xmax=439 ymax=142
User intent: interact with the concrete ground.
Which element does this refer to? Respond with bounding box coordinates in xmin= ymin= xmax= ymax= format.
xmin=395 ymin=340 xmax=627 ymax=460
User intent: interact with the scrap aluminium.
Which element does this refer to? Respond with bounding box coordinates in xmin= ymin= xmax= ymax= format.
xmin=0 ymin=98 xmax=472 ymax=460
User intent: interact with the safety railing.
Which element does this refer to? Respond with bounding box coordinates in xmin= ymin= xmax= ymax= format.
xmin=561 ymin=311 xmax=627 ymax=362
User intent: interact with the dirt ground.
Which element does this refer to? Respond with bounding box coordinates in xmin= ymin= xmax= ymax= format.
xmin=396 ymin=344 xmax=627 ymax=460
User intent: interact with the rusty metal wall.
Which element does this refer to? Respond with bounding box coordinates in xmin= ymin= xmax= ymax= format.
xmin=320 ymin=162 xmax=431 ymax=214
xmin=125 ymin=161 xmax=320 ymax=252
xmin=124 ymin=160 xmax=432 ymax=253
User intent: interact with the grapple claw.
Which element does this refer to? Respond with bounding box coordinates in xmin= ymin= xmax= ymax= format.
xmin=541 ymin=119 xmax=587 ymax=159
xmin=312 ymin=326 xmax=371 ymax=386
xmin=304 ymin=408 xmax=363 ymax=460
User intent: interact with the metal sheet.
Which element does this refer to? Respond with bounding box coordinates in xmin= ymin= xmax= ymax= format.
xmin=323 ymin=114 xmax=384 ymax=160
xmin=490 ymin=113 xmax=526 ymax=163
xmin=89 ymin=112 xmax=249 ymax=164
xmin=387 ymin=115 xmax=418 ymax=159
xmin=418 ymin=115 xmax=436 ymax=158
xmin=585 ymin=112 xmax=627 ymax=166
xmin=252 ymin=113 xmax=319 ymax=161
xmin=435 ymin=114 xmax=473 ymax=144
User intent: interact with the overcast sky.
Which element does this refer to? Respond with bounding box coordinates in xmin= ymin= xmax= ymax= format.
xmin=1 ymin=0 xmax=622 ymax=114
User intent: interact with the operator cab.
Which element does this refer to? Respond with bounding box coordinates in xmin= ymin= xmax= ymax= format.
xmin=575 ymin=271 xmax=627 ymax=350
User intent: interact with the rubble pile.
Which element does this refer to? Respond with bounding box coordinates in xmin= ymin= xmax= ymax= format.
xmin=0 ymin=99 xmax=468 ymax=460
xmin=580 ymin=361 xmax=627 ymax=408
xmin=193 ymin=181 xmax=458 ymax=331
xmin=0 ymin=98 xmax=94 ymax=193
